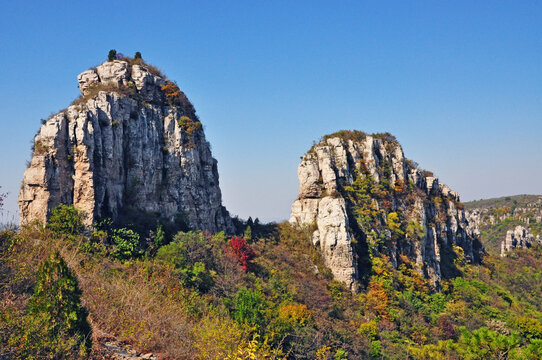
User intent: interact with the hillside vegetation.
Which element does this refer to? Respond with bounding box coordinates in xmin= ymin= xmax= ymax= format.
xmin=1 ymin=206 xmax=542 ymax=359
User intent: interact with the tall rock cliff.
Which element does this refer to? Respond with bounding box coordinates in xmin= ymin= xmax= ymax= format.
xmin=289 ymin=131 xmax=482 ymax=292
xmin=19 ymin=58 xmax=234 ymax=233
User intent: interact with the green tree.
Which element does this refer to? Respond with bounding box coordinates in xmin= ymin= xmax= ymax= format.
xmin=452 ymin=327 xmax=519 ymax=360
xmin=134 ymin=51 xmax=142 ymax=59
xmin=47 ymin=204 xmax=84 ymax=236
xmin=244 ymin=225 xmax=252 ymax=242
xmin=155 ymin=233 xmax=215 ymax=292
xmin=406 ymin=221 xmax=425 ymax=242
xmin=111 ymin=228 xmax=142 ymax=260
xmin=13 ymin=252 xmax=91 ymax=358
xmin=108 ymin=49 xmax=117 ymax=61
xmin=231 ymin=287 xmax=266 ymax=329
xmin=153 ymin=222 xmax=165 ymax=248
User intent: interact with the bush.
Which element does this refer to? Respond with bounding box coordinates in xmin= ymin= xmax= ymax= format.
xmin=10 ymin=252 xmax=91 ymax=358
xmin=111 ymin=227 xmax=142 ymax=260
xmin=160 ymin=81 xmax=195 ymax=114
xmin=162 ymin=81 xmax=181 ymax=105
xmin=134 ymin=51 xmax=142 ymax=59
xmin=153 ymin=222 xmax=165 ymax=248
xmin=227 ymin=236 xmax=257 ymax=272
xmin=156 ymin=232 xmax=215 ymax=291
xmin=47 ymin=204 xmax=84 ymax=236
xmin=230 ymin=287 xmax=267 ymax=329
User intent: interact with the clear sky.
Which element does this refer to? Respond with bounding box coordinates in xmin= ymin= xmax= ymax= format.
xmin=0 ymin=1 xmax=541 ymax=223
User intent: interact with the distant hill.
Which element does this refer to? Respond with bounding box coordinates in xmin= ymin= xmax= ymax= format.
xmin=464 ymin=195 xmax=542 ymax=255
xmin=464 ymin=194 xmax=542 ymax=210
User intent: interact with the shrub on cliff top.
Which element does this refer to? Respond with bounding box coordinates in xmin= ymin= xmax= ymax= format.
xmin=107 ymin=49 xmax=117 ymax=61
xmin=162 ymin=81 xmax=181 ymax=105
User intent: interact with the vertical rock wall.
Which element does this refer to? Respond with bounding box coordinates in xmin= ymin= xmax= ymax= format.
xmin=19 ymin=60 xmax=234 ymax=233
xmin=290 ymin=132 xmax=481 ymax=292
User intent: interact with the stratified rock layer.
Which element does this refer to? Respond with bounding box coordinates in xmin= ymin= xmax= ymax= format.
xmin=289 ymin=132 xmax=481 ymax=292
xmin=19 ymin=59 xmax=234 ymax=233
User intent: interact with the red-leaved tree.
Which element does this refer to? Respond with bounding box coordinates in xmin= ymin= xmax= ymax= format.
xmin=227 ymin=237 xmax=257 ymax=272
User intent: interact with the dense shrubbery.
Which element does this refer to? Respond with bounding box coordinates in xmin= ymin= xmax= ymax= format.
xmin=47 ymin=204 xmax=84 ymax=236
xmin=110 ymin=227 xmax=142 ymax=260
xmin=3 ymin=207 xmax=542 ymax=358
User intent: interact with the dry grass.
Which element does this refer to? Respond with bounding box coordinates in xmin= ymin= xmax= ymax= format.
xmin=0 ymin=224 xmax=251 ymax=359
xmin=71 ymin=83 xmax=136 ymax=108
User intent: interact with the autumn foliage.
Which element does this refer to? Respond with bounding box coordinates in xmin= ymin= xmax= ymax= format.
xmin=161 ymin=81 xmax=181 ymax=105
xmin=227 ymin=237 xmax=257 ymax=272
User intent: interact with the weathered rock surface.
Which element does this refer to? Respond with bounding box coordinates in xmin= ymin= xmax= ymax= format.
xmin=290 ymin=131 xmax=481 ymax=292
xmin=19 ymin=59 xmax=234 ymax=233
xmin=501 ymin=225 xmax=536 ymax=256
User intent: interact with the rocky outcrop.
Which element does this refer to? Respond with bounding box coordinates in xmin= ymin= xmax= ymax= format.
xmin=290 ymin=131 xmax=481 ymax=292
xmin=501 ymin=226 xmax=536 ymax=256
xmin=464 ymin=195 xmax=542 ymax=255
xmin=19 ymin=59 xmax=234 ymax=233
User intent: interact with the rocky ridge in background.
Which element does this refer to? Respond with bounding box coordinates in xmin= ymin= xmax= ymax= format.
xmin=465 ymin=195 xmax=542 ymax=255
xmin=19 ymin=57 xmax=234 ymax=233
xmin=289 ymin=131 xmax=481 ymax=292
xmin=501 ymin=225 xmax=537 ymax=256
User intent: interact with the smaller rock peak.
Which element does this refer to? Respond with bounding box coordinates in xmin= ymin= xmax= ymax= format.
xmin=291 ymin=129 xmax=480 ymax=292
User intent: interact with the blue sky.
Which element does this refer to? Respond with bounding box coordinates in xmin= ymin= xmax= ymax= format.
xmin=1 ymin=1 xmax=541 ymax=223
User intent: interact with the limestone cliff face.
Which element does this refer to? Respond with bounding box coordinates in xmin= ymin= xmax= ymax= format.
xmin=19 ymin=59 xmax=234 ymax=233
xmin=289 ymin=131 xmax=481 ymax=292
xmin=501 ymin=226 xmax=537 ymax=256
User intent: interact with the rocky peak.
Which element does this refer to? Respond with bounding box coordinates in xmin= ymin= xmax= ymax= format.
xmin=19 ymin=56 xmax=234 ymax=233
xmin=501 ymin=225 xmax=537 ymax=256
xmin=290 ymin=130 xmax=481 ymax=292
